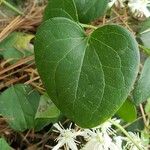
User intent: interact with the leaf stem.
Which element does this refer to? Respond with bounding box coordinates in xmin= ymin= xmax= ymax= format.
xmin=79 ymin=23 xmax=98 ymax=30
xmin=140 ymin=28 xmax=150 ymax=34
xmin=110 ymin=119 xmax=143 ymax=150
xmin=139 ymin=44 xmax=150 ymax=56
xmin=1 ymin=0 xmax=24 ymax=15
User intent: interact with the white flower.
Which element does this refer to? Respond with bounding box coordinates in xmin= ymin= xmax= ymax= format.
xmin=100 ymin=118 xmax=120 ymax=135
xmin=108 ymin=0 xmax=126 ymax=8
xmin=124 ymin=132 xmax=146 ymax=150
xmin=128 ymin=0 xmax=150 ymax=18
xmin=114 ymin=136 xmax=124 ymax=150
xmin=82 ymin=128 xmax=120 ymax=150
xmin=52 ymin=123 xmax=81 ymax=150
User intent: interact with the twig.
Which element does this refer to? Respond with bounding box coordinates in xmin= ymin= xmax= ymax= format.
xmin=25 ymin=76 xmax=40 ymax=85
xmin=0 ymin=16 xmax=23 ymax=41
xmin=0 ymin=62 xmax=34 ymax=80
xmin=0 ymin=74 xmax=28 ymax=90
xmin=0 ymin=56 xmax=34 ymax=76
xmin=112 ymin=9 xmax=134 ymax=33
xmin=140 ymin=104 xmax=149 ymax=129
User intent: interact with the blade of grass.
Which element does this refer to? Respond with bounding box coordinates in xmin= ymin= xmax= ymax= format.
xmin=1 ymin=0 xmax=24 ymax=15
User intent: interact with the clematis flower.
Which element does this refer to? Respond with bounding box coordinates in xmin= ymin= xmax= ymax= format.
xmin=52 ymin=123 xmax=82 ymax=150
xmin=114 ymin=136 xmax=124 ymax=150
xmin=100 ymin=118 xmax=120 ymax=135
xmin=128 ymin=0 xmax=150 ymax=18
xmin=124 ymin=132 xmax=146 ymax=150
xmin=82 ymin=128 xmax=120 ymax=150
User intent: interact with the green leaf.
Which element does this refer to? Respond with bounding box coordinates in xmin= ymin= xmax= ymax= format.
xmin=0 ymin=84 xmax=40 ymax=131
xmin=140 ymin=32 xmax=150 ymax=50
xmin=74 ymin=0 xmax=108 ymax=23
xmin=43 ymin=0 xmax=78 ymax=21
xmin=34 ymin=18 xmax=140 ymax=128
xmin=139 ymin=18 xmax=150 ymax=33
xmin=0 ymin=138 xmax=12 ymax=150
xmin=133 ymin=57 xmax=150 ymax=105
xmin=34 ymin=118 xmax=53 ymax=131
xmin=116 ymin=99 xmax=137 ymax=122
xmin=34 ymin=94 xmax=60 ymax=131
xmin=126 ymin=118 xmax=144 ymax=132
xmin=0 ymin=32 xmax=34 ymax=63
xmin=43 ymin=0 xmax=108 ymax=23
xmin=35 ymin=94 xmax=60 ymax=119
xmin=138 ymin=18 xmax=150 ymax=51
xmin=141 ymin=129 xmax=150 ymax=146
xmin=145 ymin=98 xmax=150 ymax=117
xmin=0 ymin=32 xmax=34 ymax=50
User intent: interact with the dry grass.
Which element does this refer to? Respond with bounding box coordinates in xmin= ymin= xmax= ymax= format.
xmin=0 ymin=1 xmax=49 ymax=149
xmin=0 ymin=0 xmax=46 ymax=94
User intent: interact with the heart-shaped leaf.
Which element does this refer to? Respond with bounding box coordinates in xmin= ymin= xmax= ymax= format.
xmin=43 ymin=0 xmax=108 ymax=23
xmin=43 ymin=0 xmax=78 ymax=21
xmin=35 ymin=18 xmax=140 ymax=128
xmin=74 ymin=0 xmax=108 ymax=23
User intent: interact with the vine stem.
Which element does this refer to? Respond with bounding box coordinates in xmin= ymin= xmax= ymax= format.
xmin=1 ymin=0 xmax=24 ymax=15
xmin=109 ymin=119 xmax=143 ymax=150
xmin=79 ymin=23 xmax=98 ymax=30
xmin=139 ymin=44 xmax=150 ymax=55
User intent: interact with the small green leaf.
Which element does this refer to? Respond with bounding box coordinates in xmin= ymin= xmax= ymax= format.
xmin=0 ymin=32 xmax=34 ymax=50
xmin=0 ymin=84 xmax=40 ymax=131
xmin=116 ymin=99 xmax=137 ymax=122
xmin=34 ymin=94 xmax=60 ymax=131
xmin=138 ymin=18 xmax=150 ymax=51
xmin=0 ymin=48 xmax=23 ymax=62
xmin=0 ymin=138 xmax=12 ymax=150
xmin=74 ymin=0 xmax=108 ymax=23
xmin=34 ymin=118 xmax=53 ymax=131
xmin=35 ymin=18 xmax=139 ymax=128
xmin=141 ymin=129 xmax=150 ymax=146
xmin=126 ymin=118 xmax=144 ymax=132
xmin=35 ymin=94 xmax=60 ymax=119
xmin=139 ymin=18 xmax=150 ymax=33
xmin=145 ymin=98 xmax=150 ymax=117
xmin=140 ymin=32 xmax=150 ymax=50
xmin=0 ymin=32 xmax=34 ymax=63
xmin=43 ymin=0 xmax=78 ymax=21
xmin=133 ymin=57 xmax=150 ymax=105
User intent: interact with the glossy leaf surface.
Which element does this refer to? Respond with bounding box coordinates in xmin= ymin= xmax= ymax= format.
xmin=35 ymin=18 xmax=139 ymax=128
xmin=74 ymin=0 xmax=108 ymax=23
xmin=43 ymin=0 xmax=78 ymax=21
xmin=43 ymin=0 xmax=108 ymax=23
